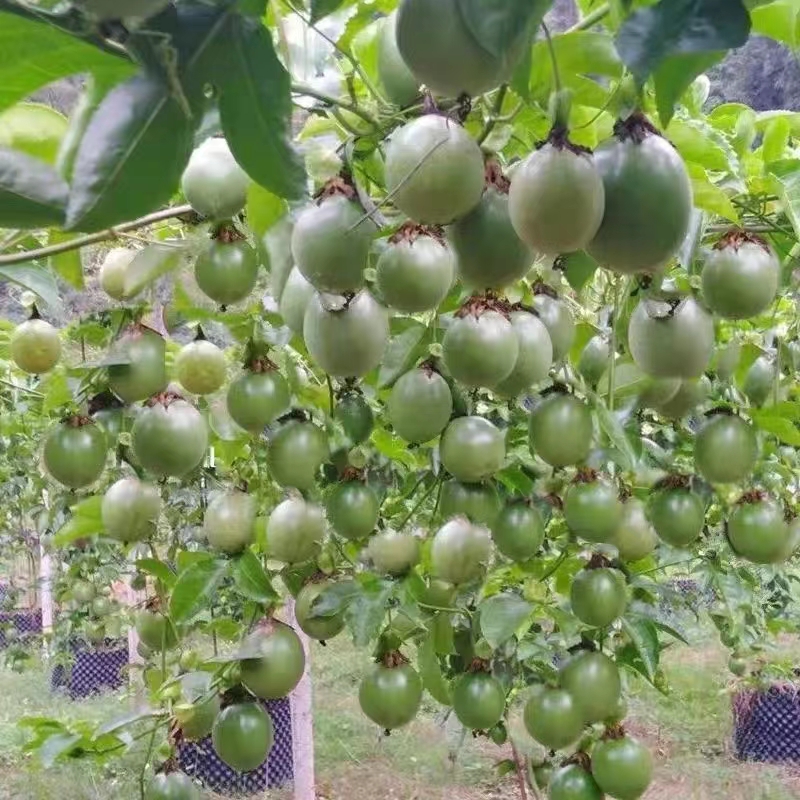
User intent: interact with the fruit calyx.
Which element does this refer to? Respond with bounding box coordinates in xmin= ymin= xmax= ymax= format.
xmin=737 ymin=489 xmax=768 ymax=506
xmin=541 ymin=124 xmax=592 ymax=157
xmin=586 ymin=553 xmax=612 ymax=570
xmin=340 ymin=465 xmax=366 ymax=482
xmin=389 ymin=221 xmax=446 ymax=246
xmin=455 ymin=293 xmax=513 ymax=320
xmin=703 ymin=405 xmax=736 ymax=419
xmin=484 ymin=159 xmax=511 ymax=193
xmin=145 ymin=389 xmax=184 ymax=409
xmin=62 ymin=414 xmax=95 ymax=428
xmin=613 ymin=111 xmax=663 ymax=145
xmin=88 ymin=390 xmax=124 ymax=415
xmin=211 ymin=223 xmax=245 ymax=244
xmin=246 ymin=356 xmax=278 ymax=373
xmin=314 ymin=174 xmax=358 ymax=204
xmin=653 ymin=474 xmax=691 ymax=491
xmin=531 ymin=280 xmax=559 ymax=299
xmin=572 ymin=467 xmax=599 ymax=485
xmin=543 ymin=493 xmax=564 ymax=511
xmin=564 ymin=750 xmax=592 ymax=771
xmin=380 ymin=649 xmax=410 ymax=669
xmin=713 ymin=229 xmax=771 ymax=253
xmin=601 ymin=722 xmax=626 ymax=740
xmin=466 ymin=657 xmax=491 ymax=674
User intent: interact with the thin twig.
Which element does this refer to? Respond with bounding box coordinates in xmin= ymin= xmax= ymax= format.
xmin=566 ymin=3 xmax=610 ymax=33
xmin=478 ymin=84 xmax=509 ymax=145
xmin=541 ymin=22 xmax=561 ymax=95
xmin=292 ymin=82 xmax=378 ymax=128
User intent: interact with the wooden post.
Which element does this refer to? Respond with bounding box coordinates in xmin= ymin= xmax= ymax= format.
xmin=286 ymin=597 xmax=316 ymax=800
xmin=39 ymin=540 xmax=53 ymax=648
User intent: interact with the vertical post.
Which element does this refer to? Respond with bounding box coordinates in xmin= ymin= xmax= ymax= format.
xmin=39 ymin=540 xmax=53 ymax=637
xmin=286 ymin=597 xmax=315 ymax=800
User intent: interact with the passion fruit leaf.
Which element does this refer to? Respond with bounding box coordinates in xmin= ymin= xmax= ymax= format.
xmin=310 ymin=0 xmax=347 ymax=23
xmin=246 ymin=183 xmax=285 ymax=239
xmin=53 ymin=495 xmax=104 ymax=546
xmin=123 ymin=243 xmax=187 ymax=299
xmin=618 ymin=616 xmax=661 ymax=686
xmin=768 ymin=159 xmax=800 ymax=237
xmin=231 ymin=550 xmax=278 ymax=604
xmin=418 ymin=630 xmax=452 ymax=705
xmin=561 ymin=251 xmax=599 ymax=292
xmin=170 ymin=558 xmax=229 ymax=623
xmin=457 ymin=0 xmax=552 ymax=60
xmin=615 ymin=0 xmax=751 ymax=84
xmin=479 ymin=593 xmax=534 ymax=649
xmin=751 ymin=409 xmax=800 ymax=447
xmin=0 ymin=264 xmax=60 ymax=309
xmin=346 ymin=581 xmax=394 ymax=647
xmin=378 ymin=320 xmax=430 ymax=388
xmin=595 ymin=403 xmax=639 ymax=472
xmin=306 ymin=580 xmax=361 ymax=620
xmin=654 ymin=52 xmax=725 ymax=128
xmin=0 ymin=146 xmax=68 ymax=229
xmin=135 ymin=557 xmax=177 ymax=587
xmin=47 ymin=231 xmax=84 ymax=289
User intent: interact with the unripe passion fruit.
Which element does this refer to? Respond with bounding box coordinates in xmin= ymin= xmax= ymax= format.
xmin=431 ymin=517 xmax=492 ymax=584
xmin=443 ymin=309 xmax=519 ymax=389
xmin=175 ymin=340 xmax=226 ymax=396
xmin=279 ymin=267 xmax=315 ymax=335
xmin=628 ymin=297 xmax=714 ymax=379
xmin=145 ymin=772 xmax=199 ymax=800
xmin=295 ymin=581 xmax=345 ymax=640
xmin=548 ymin=764 xmax=603 ymax=800
xmin=132 ymin=399 xmax=208 ymax=477
xmin=491 ymin=502 xmax=544 ymax=562
xmin=649 ymin=487 xmax=704 ymax=547
xmin=440 ymin=480 xmax=501 ymax=526
xmin=395 ymin=0 xmax=522 ymax=97
xmin=291 ymin=195 xmax=374 ymax=293
xmin=226 ymin=369 xmax=290 ymax=433
xmin=578 ymin=336 xmax=610 ymax=387
xmin=44 ymin=419 xmax=106 ymax=488
xmin=587 ymin=119 xmax=693 ymax=274
xmin=610 ymin=498 xmax=658 ymax=562
xmin=450 ymin=185 xmax=532 ymax=290
xmin=203 ymin=492 xmax=256 ymax=554
xmin=335 ymin=394 xmax=374 ymax=444
xmin=376 ymin=225 xmax=455 ymax=312
xmin=79 ymin=0 xmax=169 ymax=21
xmin=743 ymin=356 xmax=775 ymax=407
xmin=136 ymin=609 xmax=177 ymax=651
xmin=509 ymin=143 xmax=605 ymax=255
xmin=107 ymin=327 xmax=167 ymax=403
xmin=559 ymin=651 xmax=621 ymax=724
xmin=532 ymin=294 xmax=575 ymax=361
xmin=268 ymin=421 xmax=328 ymax=491
xmin=181 ymin=137 xmax=249 ymax=221
xmin=304 ymin=291 xmax=388 ymax=378
xmin=452 ymin=672 xmax=505 ymax=730
xmin=240 ymin=622 xmax=306 ymax=699
xmin=523 ymin=687 xmax=584 ymax=751
xmin=359 ymin=662 xmax=423 ymax=729
xmin=194 ymin=237 xmax=258 ymax=306
xmin=694 ymin=414 xmax=758 ymax=484
xmin=715 ymin=341 xmax=741 ymax=381
xmin=701 ymin=234 xmax=779 ymax=319
xmin=570 ymin=567 xmax=627 ymax=627
xmin=440 ymin=416 xmax=505 ymax=483
xmin=651 ymin=376 xmax=709 ymax=419
xmin=368 ymin=529 xmax=420 ymax=576
xmin=212 ymin=703 xmax=273 ymax=772
xmin=592 ymin=736 xmax=653 ymax=800
xmin=99 ymin=248 xmax=135 ymax=300
xmin=564 ymin=477 xmax=622 ymax=543
xmin=327 ymin=481 xmax=379 ymax=541
xmin=377 ymin=12 xmax=419 ymax=106
xmin=529 ymin=394 xmax=593 ymax=468
xmin=384 ymin=115 xmax=484 ymax=225
xmin=728 ymin=496 xmax=789 ymax=564
xmin=11 ymin=318 xmax=61 ymax=374
xmin=175 ymin=671 xmax=221 ymax=741
xmin=494 ymin=311 xmax=553 ymax=397
xmin=102 ymin=477 xmax=160 ymax=543
xmin=266 ymin=497 xmax=325 ymax=563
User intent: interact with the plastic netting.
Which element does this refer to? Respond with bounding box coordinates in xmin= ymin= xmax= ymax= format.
xmin=0 ymin=608 xmax=42 ymax=647
xmin=51 ymin=637 xmax=128 ymax=699
xmin=177 ymin=698 xmax=293 ymax=795
xmin=732 ymin=685 xmax=800 ymax=762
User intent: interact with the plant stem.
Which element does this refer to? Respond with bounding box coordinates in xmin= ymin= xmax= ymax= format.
xmin=398 ymin=474 xmax=442 ymax=530
xmin=0 ymin=378 xmax=44 ymax=397
xmin=138 ymin=725 xmax=159 ymax=800
xmin=540 ymin=551 xmax=568 ymax=582
xmin=477 ymin=84 xmax=508 ymax=145
xmin=540 ymin=22 xmax=561 ymax=95
xmin=608 ymin=276 xmax=623 ymax=411
xmin=567 ymin=3 xmax=611 ymax=33
xmin=291 ymin=83 xmax=378 ymax=128
xmin=0 ymin=204 xmax=194 ymax=266
xmin=327 ymin=374 xmax=336 ymax=416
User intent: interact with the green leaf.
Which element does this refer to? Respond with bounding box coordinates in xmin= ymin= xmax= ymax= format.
xmin=203 ymin=14 xmax=305 ymax=200
xmin=768 ymin=159 xmax=800 ymax=238
xmin=53 ymin=496 xmax=104 ymax=546
xmin=762 ymin=117 xmax=791 ymax=164
xmin=39 ymin=733 xmax=83 ymax=768
xmin=0 ymin=264 xmax=60 ymax=309
xmin=123 ymin=243 xmax=186 ymax=299
xmin=478 ymin=593 xmax=533 ymax=649
xmin=135 ymin=558 xmax=176 ymax=587
xmin=418 ymin=630 xmax=452 ymax=705
xmin=378 ymin=320 xmax=429 ymax=388
xmin=616 ymin=0 xmax=750 ymax=83
xmin=619 ymin=616 xmax=660 ymax=683
xmin=48 ymin=231 xmax=84 ymax=289
xmin=170 ymin=559 xmax=228 ymax=623
xmin=231 ymin=550 xmax=278 ymax=604
xmin=346 ymin=582 xmax=393 ymax=646
xmin=750 ymin=1 xmax=800 ymax=46
xmin=308 ymin=580 xmax=361 ymax=619
xmin=246 ymin=183 xmax=286 ymax=240
xmin=0 ymin=13 xmax=133 ymax=113
xmin=594 ymin=402 xmax=638 ymax=471
xmin=561 ymin=251 xmax=598 ymax=292
xmin=667 ymin=119 xmax=730 ymax=172
xmin=66 ymin=72 xmax=195 ymax=232
xmin=751 ymin=409 xmax=800 ymax=446
xmin=686 ymin=163 xmax=738 ymax=222
xmin=95 ymin=709 xmax=161 ymax=737
xmin=0 ymin=103 xmax=68 ymax=165
xmin=0 ymin=146 xmax=67 ymax=228
xmin=458 ymin=0 xmax=553 ymax=59
xmin=654 ymin=52 xmax=723 ymax=128
xmin=310 ymin=0 xmax=348 ymax=23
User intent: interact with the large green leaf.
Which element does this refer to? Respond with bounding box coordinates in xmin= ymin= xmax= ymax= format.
xmin=170 ymin=558 xmax=229 ymax=623
xmin=418 ymin=630 xmax=452 ymax=705
xmin=53 ymin=496 xmax=104 ymax=546
xmin=123 ymin=243 xmax=188 ymax=298
xmin=48 ymin=230 xmax=84 ymax=289
xmin=654 ymin=52 xmax=724 ymax=128
xmin=0 ymin=264 xmax=61 ymax=308
xmin=202 ymin=15 xmax=305 ymax=200
xmin=231 ymin=550 xmax=278 ymax=604
xmin=458 ymin=0 xmax=553 ymax=59
xmin=0 ymin=103 xmax=68 ymax=165
xmin=478 ymin=593 xmax=533 ymax=648
xmin=377 ymin=319 xmax=430 ymax=388
xmin=750 ymin=1 xmax=800 ymax=46
xmin=619 ymin=615 xmax=661 ymax=684
xmin=0 ymin=12 xmax=133 ymax=113
xmin=616 ymin=0 xmax=750 ymax=83
xmin=0 ymin=146 xmax=67 ymax=228
xmin=65 ymin=72 xmax=195 ymax=232
xmin=768 ymin=159 xmax=800 ymax=238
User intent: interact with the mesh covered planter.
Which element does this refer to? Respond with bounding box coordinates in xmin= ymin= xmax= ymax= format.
xmin=176 ymin=698 xmax=293 ymax=795
xmin=0 ymin=608 xmax=42 ymax=647
xmin=51 ymin=637 xmax=129 ymax=699
xmin=732 ymin=684 xmax=800 ymax=762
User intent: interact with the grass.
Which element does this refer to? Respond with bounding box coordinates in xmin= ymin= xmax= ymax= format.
xmin=0 ymin=629 xmax=799 ymax=799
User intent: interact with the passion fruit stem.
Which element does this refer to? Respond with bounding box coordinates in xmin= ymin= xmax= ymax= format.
xmin=601 ymin=722 xmax=626 ymax=740
xmin=389 ymin=221 xmax=446 ymax=246
xmin=380 ymin=650 xmax=410 ymax=668
xmin=714 ymin=229 xmax=771 ymax=253
xmin=737 ymin=490 xmax=768 ymax=506
xmin=212 ymin=223 xmax=245 ymax=243
xmin=613 ymin=111 xmax=663 ymax=144
xmin=653 ymin=474 xmax=691 ymax=491
xmin=315 ymin=174 xmax=358 ymax=203
xmin=467 ymin=657 xmax=491 ymax=673
xmin=455 ymin=294 xmax=513 ymax=320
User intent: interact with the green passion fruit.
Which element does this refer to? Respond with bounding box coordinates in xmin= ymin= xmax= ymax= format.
xmin=102 ymin=477 xmax=160 ymax=543
xmin=694 ymin=414 xmax=758 ymax=484
xmin=240 ymin=622 xmax=306 ymax=699
xmin=743 ymin=356 xmax=775 ymax=407
xmin=268 ymin=421 xmax=328 ymax=491
xmin=384 ymin=115 xmax=484 ymax=225
xmin=592 ymin=736 xmax=653 ymax=800
xmin=532 ymin=293 xmax=575 ymax=361
xmin=395 ymin=0 xmax=522 ymax=97
xmin=610 ymin=498 xmax=658 ymax=562
xmin=649 ymin=486 xmax=704 ymax=547
xmin=559 ymin=651 xmax=621 ymax=724
xmin=292 ymin=194 xmax=374 ymax=293
xmin=564 ymin=476 xmax=622 ymax=543
xmin=578 ymin=336 xmax=610 ymax=387
xmin=628 ymin=296 xmax=714 ymax=379
xmin=212 ymin=703 xmax=273 ymax=772
xmin=335 ymin=393 xmax=374 ymax=444
xmin=107 ymin=327 xmax=167 ymax=404
xmin=587 ymin=116 xmax=693 ymax=274
xmin=368 ymin=529 xmax=421 ymax=576
xmin=452 ymin=671 xmax=505 ymax=730
xmin=145 ymin=772 xmax=200 ymax=800
xmin=44 ymin=418 xmax=107 ymax=489
xmin=203 ymin=492 xmax=256 ymax=554
xmin=295 ymin=581 xmax=345 ymax=641
xmin=376 ymin=224 xmax=455 ymax=312
xmin=226 ymin=367 xmax=290 ymax=433
xmin=728 ymin=495 xmax=789 ymax=564
xmin=175 ymin=339 xmax=226 ymax=396
xmin=494 ymin=311 xmax=553 ymax=397
xmin=509 ymin=142 xmax=605 ymax=255
xmin=304 ymin=290 xmax=389 ymax=378
xmin=279 ymin=267 xmax=315 ymax=335
xmin=359 ymin=661 xmax=423 ymax=729
xmin=440 ymin=480 xmax=501 ymax=526
xmin=10 ymin=318 xmax=61 ymax=374
xmin=431 ymin=516 xmax=492 ymax=584
xmin=266 ymin=497 xmax=325 ymax=563
xmin=450 ymin=183 xmax=533 ymax=290
xmin=194 ymin=235 xmax=259 ymax=306
xmin=327 ymin=480 xmax=379 ymax=540
xmin=440 ymin=416 xmax=505 ymax=483
xmin=523 ymin=686 xmax=584 ymax=751
xmin=388 ymin=367 xmax=453 ymax=443
xmin=174 ymin=671 xmax=221 ymax=742
xmin=491 ymin=502 xmax=545 ymax=562
xmin=570 ymin=567 xmax=627 ymax=627
xmin=651 ymin=376 xmax=710 ymax=419
xmin=136 ymin=608 xmax=177 ymax=651
xmin=376 ymin=12 xmax=419 ymax=106
xmin=181 ymin=137 xmax=249 ymax=221
xmin=529 ymin=393 xmax=593 ymax=467
xmin=701 ymin=233 xmax=780 ymax=319
xmin=548 ymin=764 xmax=603 ymax=800
xmin=99 ymin=247 xmax=135 ymax=300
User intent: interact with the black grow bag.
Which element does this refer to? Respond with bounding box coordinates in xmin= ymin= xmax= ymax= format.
xmin=732 ymin=684 xmax=800 ymax=762
xmin=51 ymin=637 xmax=128 ymax=699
